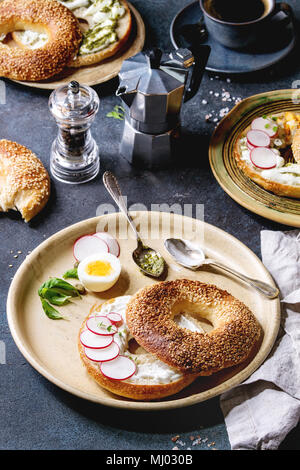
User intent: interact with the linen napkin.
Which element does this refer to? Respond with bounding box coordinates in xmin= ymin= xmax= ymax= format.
xmin=220 ymin=229 xmax=300 ymax=450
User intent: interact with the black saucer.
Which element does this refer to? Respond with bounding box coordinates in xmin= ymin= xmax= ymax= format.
xmin=170 ymin=1 xmax=297 ymax=75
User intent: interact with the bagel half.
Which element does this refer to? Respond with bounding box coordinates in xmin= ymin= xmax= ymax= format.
xmin=126 ymin=280 xmax=262 ymax=375
xmin=0 ymin=139 xmax=50 ymax=222
xmin=78 ymin=296 xmax=197 ymax=401
xmin=0 ymin=0 xmax=82 ymax=81
xmin=234 ymin=112 xmax=300 ymax=198
xmin=70 ymin=0 xmax=132 ymax=68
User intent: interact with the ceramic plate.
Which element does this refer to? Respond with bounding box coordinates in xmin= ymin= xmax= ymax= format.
xmin=7 ymin=212 xmax=280 ymax=410
xmin=210 ymin=89 xmax=300 ymax=227
xmin=170 ymin=1 xmax=296 ymax=74
xmin=11 ymin=3 xmax=145 ymax=90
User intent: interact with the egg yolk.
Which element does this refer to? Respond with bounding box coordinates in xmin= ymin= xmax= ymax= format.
xmin=85 ymin=261 xmax=113 ymax=277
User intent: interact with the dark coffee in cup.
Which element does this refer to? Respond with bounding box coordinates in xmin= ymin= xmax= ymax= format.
xmin=204 ymin=0 xmax=268 ymax=23
xmin=200 ymin=0 xmax=292 ymax=50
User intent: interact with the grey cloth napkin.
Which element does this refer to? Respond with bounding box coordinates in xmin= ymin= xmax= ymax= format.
xmin=220 ymin=230 xmax=300 ymax=450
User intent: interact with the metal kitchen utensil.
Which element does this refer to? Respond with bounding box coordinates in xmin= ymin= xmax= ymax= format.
xmin=103 ymin=171 xmax=166 ymax=278
xmin=165 ymin=238 xmax=279 ymax=299
xmin=49 ymin=80 xmax=100 ymax=184
xmin=116 ymin=46 xmax=210 ymax=169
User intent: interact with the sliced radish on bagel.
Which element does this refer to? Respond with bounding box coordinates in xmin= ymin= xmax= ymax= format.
xmin=100 ymin=355 xmax=136 ymax=380
xmin=106 ymin=312 xmax=123 ymax=326
xmin=250 ymin=147 xmax=277 ymax=169
xmin=84 ymin=342 xmax=119 ymax=362
xmin=80 ymin=329 xmax=113 ymax=349
xmin=94 ymin=232 xmax=120 ymax=257
xmin=251 ymin=117 xmax=278 ymax=137
xmin=247 ymin=129 xmax=270 ymax=148
xmin=73 ymin=235 xmax=108 ymax=262
xmin=86 ymin=315 xmax=117 ymax=336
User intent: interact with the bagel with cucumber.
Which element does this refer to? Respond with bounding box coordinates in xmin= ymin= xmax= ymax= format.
xmin=234 ymin=112 xmax=300 ymax=198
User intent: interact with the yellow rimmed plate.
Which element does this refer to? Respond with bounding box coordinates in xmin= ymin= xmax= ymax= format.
xmin=209 ymin=89 xmax=300 ymax=227
xmin=7 ymin=212 xmax=280 ymax=410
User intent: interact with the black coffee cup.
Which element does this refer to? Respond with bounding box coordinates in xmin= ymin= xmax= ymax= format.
xmin=199 ymin=0 xmax=293 ymax=50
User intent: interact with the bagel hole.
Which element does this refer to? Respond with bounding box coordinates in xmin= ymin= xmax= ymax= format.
xmin=8 ymin=28 xmax=49 ymax=49
xmin=128 ymin=338 xmax=147 ymax=355
xmin=174 ymin=312 xmax=214 ymax=333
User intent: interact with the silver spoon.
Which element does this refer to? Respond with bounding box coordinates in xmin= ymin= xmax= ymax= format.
xmin=102 ymin=171 xmax=166 ymax=278
xmin=164 ymin=238 xmax=279 ymax=299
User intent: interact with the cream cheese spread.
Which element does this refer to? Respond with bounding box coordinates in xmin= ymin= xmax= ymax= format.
xmin=97 ymin=295 xmax=203 ymax=385
xmin=12 ymin=30 xmax=48 ymax=50
xmin=238 ymin=136 xmax=300 ymax=186
xmin=1 ymin=0 xmax=126 ymax=55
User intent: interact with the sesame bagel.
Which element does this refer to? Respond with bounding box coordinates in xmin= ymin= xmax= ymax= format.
xmin=126 ymin=280 xmax=262 ymax=375
xmin=0 ymin=0 xmax=82 ymax=81
xmin=0 ymin=139 xmax=50 ymax=222
xmin=78 ymin=296 xmax=197 ymax=401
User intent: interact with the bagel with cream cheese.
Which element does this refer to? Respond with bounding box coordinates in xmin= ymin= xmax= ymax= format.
xmin=0 ymin=0 xmax=82 ymax=81
xmin=234 ymin=111 xmax=300 ymax=198
xmin=126 ymin=279 xmax=262 ymax=376
xmin=78 ymin=296 xmax=198 ymax=401
xmin=11 ymin=0 xmax=132 ymax=69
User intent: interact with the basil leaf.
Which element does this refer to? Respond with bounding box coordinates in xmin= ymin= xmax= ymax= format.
xmin=63 ymin=268 xmax=79 ymax=280
xmin=41 ymin=299 xmax=63 ymax=320
xmin=38 ymin=278 xmax=80 ymax=297
xmin=40 ymin=288 xmax=71 ymax=306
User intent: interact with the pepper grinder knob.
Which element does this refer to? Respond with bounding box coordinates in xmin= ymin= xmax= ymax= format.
xmin=49 ymin=81 xmax=100 ymax=184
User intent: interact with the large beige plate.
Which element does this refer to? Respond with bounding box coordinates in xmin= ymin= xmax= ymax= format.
xmin=11 ymin=3 xmax=145 ymax=90
xmin=7 ymin=212 xmax=280 ymax=410
xmin=209 ymin=89 xmax=300 ymax=227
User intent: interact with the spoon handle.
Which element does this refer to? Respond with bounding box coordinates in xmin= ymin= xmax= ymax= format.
xmin=102 ymin=171 xmax=141 ymax=243
xmin=206 ymin=259 xmax=279 ymax=299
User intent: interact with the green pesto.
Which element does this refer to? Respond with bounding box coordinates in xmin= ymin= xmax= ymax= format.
xmin=139 ymin=251 xmax=165 ymax=276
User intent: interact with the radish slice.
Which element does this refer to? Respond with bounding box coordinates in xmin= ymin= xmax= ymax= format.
xmin=86 ymin=315 xmax=117 ymax=336
xmin=73 ymin=235 xmax=108 ymax=262
xmin=106 ymin=312 xmax=123 ymax=326
xmin=80 ymin=329 xmax=113 ymax=349
xmin=100 ymin=355 xmax=136 ymax=380
xmin=84 ymin=342 xmax=119 ymax=362
xmin=251 ymin=117 xmax=278 ymax=137
xmin=250 ymin=147 xmax=277 ymax=169
xmin=247 ymin=141 xmax=255 ymax=151
xmin=94 ymin=232 xmax=120 ymax=257
xmin=247 ymin=129 xmax=270 ymax=148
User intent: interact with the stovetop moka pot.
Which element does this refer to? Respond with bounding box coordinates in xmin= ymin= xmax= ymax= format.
xmin=116 ymin=46 xmax=210 ymax=169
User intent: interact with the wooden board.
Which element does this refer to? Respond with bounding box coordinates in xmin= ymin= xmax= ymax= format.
xmin=209 ymin=89 xmax=300 ymax=227
xmin=6 ymin=212 xmax=280 ymax=410
xmin=12 ymin=3 xmax=145 ymax=89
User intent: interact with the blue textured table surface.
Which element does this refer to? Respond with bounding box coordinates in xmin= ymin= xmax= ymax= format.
xmin=1 ymin=0 xmax=300 ymax=451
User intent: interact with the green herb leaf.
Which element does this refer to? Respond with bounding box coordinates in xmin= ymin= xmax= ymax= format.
xmin=107 ymin=325 xmax=112 ymax=332
xmin=40 ymin=287 xmax=72 ymax=306
xmin=63 ymin=268 xmax=79 ymax=280
xmin=38 ymin=278 xmax=80 ymax=298
xmin=273 ymin=126 xmax=278 ymax=132
xmin=106 ymin=105 xmax=125 ymax=120
xmin=265 ymin=123 xmax=270 ymax=129
xmin=262 ymin=115 xmax=267 ymax=119
xmin=41 ymin=299 xmax=63 ymax=320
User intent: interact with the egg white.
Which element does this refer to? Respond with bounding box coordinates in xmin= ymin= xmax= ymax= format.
xmin=78 ymin=252 xmax=121 ymax=292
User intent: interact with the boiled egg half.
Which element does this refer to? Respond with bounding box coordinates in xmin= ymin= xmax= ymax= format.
xmin=78 ymin=252 xmax=121 ymax=292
